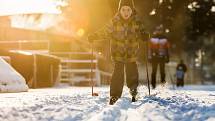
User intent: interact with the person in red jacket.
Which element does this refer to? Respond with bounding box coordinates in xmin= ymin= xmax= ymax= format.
xmin=148 ymin=25 xmax=170 ymax=89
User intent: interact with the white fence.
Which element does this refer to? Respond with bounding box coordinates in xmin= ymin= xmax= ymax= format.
xmin=50 ymin=52 xmax=112 ymax=86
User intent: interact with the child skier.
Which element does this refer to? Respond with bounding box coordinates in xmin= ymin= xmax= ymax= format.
xmin=148 ymin=25 xmax=170 ymax=89
xmin=176 ymin=59 xmax=187 ymax=87
xmin=88 ymin=0 xmax=149 ymax=105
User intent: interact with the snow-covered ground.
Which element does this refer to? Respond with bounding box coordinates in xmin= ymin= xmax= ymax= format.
xmin=0 ymin=85 xmax=215 ymax=121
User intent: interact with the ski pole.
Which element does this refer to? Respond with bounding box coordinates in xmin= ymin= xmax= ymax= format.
xmin=146 ymin=44 xmax=151 ymax=95
xmin=145 ymin=33 xmax=151 ymax=96
xmin=90 ymin=40 xmax=98 ymax=96
xmin=167 ymin=66 xmax=175 ymax=90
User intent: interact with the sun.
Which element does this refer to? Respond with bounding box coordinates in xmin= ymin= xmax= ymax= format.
xmin=77 ymin=28 xmax=85 ymax=37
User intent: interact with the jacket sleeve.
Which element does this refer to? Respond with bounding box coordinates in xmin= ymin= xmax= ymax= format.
xmin=88 ymin=20 xmax=114 ymax=41
xmin=183 ymin=64 xmax=187 ymax=72
xmin=176 ymin=64 xmax=180 ymax=70
xmin=166 ymin=40 xmax=170 ymax=57
xmin=135 ymin=16 xmax=151 ymax=61
xmin=136 ymin=18 xmax=150 ymax=42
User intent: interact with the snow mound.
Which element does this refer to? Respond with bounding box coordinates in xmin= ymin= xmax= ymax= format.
xmin=0 ymin=57 xmax=28 ymax=93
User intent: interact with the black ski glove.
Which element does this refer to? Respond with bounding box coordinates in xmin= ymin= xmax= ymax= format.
xmin=141 ymin=32 xmax=150 ymax=41
xmin=148 ymin=56 xmax=152 ymax=63
xmin=165 ymin=56 xmax=169 ymax=63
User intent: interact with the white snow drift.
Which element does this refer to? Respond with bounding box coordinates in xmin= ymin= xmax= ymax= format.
xmin=0 ymin=57 xmax=28 ymax=93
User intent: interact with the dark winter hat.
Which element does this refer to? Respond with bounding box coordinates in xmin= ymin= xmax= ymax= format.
xmin=153 ymin=24 xmax=164 ymax=35
xmin=118 ymin=0 xmax=135 ymax=11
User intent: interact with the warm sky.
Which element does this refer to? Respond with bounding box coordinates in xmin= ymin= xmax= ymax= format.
xmin=0 ymin=0 xmax=61 ymax=16
xmin=0 ymin=0 xmax=67 ymax=31
xmin=0 ymin=0 xmax=113 ymax=37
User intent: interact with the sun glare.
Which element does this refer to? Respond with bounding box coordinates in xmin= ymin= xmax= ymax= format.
xmin=77 ymin=28 xmax=85 ymax=37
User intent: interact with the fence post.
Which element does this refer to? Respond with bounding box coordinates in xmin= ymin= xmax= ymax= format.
xmin=33 ymin=54 xmax=37 ymax=88
xmin=50 ymin=64 xmax=54 ymax=86
xmin=95 ymin=53 xmax=101 ymax=86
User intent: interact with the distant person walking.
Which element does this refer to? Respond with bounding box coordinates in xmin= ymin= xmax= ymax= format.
xmin=148 ymin=25 xmax=170 ymax=89
xmin=176 ymin=59 xmax=187 ymax=87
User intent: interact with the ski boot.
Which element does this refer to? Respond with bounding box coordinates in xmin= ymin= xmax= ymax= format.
xmin=152 ymin=84 xmax=156 ymax=89
xmin=151 ymin=79 xmax=156 ymax=89
xmin=109 ymin=96 xmax=119 ymax=105
xmin=130 ymin=89 xmax=137 ymax=102
xmin=151 ymin=83 xmax=156 ymax=89
xmin=161 ymin=80 xmax=166 ymax=87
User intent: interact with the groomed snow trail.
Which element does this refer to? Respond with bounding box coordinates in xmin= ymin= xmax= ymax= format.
xmin=0 ymin=85 xmax=215 ymax=121
xmin=89 ymin=86 xmax=215 ymax=121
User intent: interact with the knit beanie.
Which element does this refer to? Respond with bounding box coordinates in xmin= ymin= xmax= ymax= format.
xmin=118 ymin=0 xmax=135 ymax=11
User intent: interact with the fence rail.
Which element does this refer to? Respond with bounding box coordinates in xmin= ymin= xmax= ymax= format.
xmin=51 ymin=52 xmax=112 ymax=86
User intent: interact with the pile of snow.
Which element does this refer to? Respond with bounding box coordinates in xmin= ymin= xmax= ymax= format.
xmin=0 ymin=57 xmax=28 ymax=93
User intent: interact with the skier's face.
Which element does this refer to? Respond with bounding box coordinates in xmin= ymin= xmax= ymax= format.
xmin=120 ymin=6 xmax=133 ymax=20
xmin=155 ymin=29 xmax=164 ymax=35
xmin=157 ymin=30 xmax=163 ymax=34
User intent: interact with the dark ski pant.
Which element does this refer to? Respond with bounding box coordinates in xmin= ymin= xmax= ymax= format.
xmin=110 ymin=62 xmax=139 ymax=97
xmin=176 ymin=79 xmax=184 ymax=87
xmin=151 ymin=59 xmax=166 ymax=88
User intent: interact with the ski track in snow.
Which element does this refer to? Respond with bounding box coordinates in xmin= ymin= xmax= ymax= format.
xmin=0 ymin=86 xmax=215 ymax=121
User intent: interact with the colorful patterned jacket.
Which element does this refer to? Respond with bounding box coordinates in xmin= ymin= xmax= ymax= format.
xmin=92 ymin=13 xmax=148 ymax=63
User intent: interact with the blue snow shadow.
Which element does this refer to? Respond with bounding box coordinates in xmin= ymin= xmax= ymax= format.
xmin=170 ymin=85 xmax=215 ymax=91
xmin=138 ymin=94 xmax=215 ymax=121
